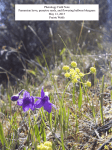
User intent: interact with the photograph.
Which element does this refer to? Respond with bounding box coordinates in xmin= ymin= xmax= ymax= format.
xmin=0 ymin=0 xmax=112 ymax=149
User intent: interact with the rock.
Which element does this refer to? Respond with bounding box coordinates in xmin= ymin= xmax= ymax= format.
xmin=0 ymin=47 xmax=24 ymax=84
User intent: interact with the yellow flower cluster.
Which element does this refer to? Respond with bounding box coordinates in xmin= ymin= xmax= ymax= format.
xmin=86 ymin=81 xmax=91 ymax=87
xmin=64 ymin=72 xmax=70 ymax=78
xmin=62 ymin=65 xmax=69 ymax=71
xmin=37 ymin=141 xmax=52 ymax=150
xmin=71 ymin=61 xmax=77 ymax=67
xmin=90 ymin=67 xmax=96 ymax=73
xmin=63 ymin=62 xmax=83 ymax=83
xmin=71 ymin=72 xmax=77 ymax=78
xmin=75 ymin=68 xmax=80 ymax=73
xmin=104 ymin=145 xmax=109 ymax=150
xmin=79 ymin=73 xmax=85 ymax=77
xmin=62 ymin=61 xmax=96 ymax=87
xmin=72 ymin=78 xmax=78 ymax=84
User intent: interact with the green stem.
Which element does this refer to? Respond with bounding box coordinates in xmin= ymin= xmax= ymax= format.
xmin=62 ymin=81 xmax=71 ymax=105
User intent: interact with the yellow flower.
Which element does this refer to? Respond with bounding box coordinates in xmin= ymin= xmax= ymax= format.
xmin=64 ymin=72 xmax=70 ymax=78
xmin=70 ymin=68 xmax=75 ymax=73
xmin=44 ymin=141 xmax=52 ymax=147
xmin=75 ymin=75 xmax=80 ymax=79
xmin=42 ymin=146 xmax=49 ymax=150
xmin=90 ymin=67 xmax=96 ymax=73
xmin=62 ymin=65 xmax=69 ymax=71
xmin=109 ymin=142 xmax=111 ymax=146
xmin=86 ymin=81 xmax=91 ymax=87
xmin=37 ymin=142 xmax=53 ymax=150
xmin=71 ymin=72 xmax=77 ymax=78
xmin=75 ymin=68 xmax=80 ymax=73
xmin=71 ymin=61 xmax=77 ymax=67
xmin=37 ymin=145 xmax=41 ymax=150
xmin=46 ymin=147 xmax=52 ymax=150
xmin=72 ymin=78 xmax=78 ymax=83
xmin=40 ymin=143 xmax=44 ymax=147
xmin=104 ymin=145 xmax=109 ymax=150
xmin=79 ymin=73 xmax=85 ymax=77
xmin=37 ymin=144 xmax=49 ymax=150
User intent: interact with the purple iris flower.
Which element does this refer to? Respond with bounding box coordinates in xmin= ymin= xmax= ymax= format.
xmin=35 ymin=87 xmax=57 ymax=113
xmin=11 ymin=89 xmax=24 ymax=101
xmin=17 ymin=91 xmax=35 ymax=112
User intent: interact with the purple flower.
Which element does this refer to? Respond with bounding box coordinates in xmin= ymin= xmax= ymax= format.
xmin=35 ymin=87 xmax=57 ymax=113
xmin=17 ymin=91 xmax=35 ymax=112
xmin=11 ymin=89 xmax=24 ymax=101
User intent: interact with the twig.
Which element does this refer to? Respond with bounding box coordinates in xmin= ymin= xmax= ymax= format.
xmin=97 ymin=137 xmax=112 ymax=150
xmin=92 ymin=120 xmax=112 ymax=136
xmin=94 ymin=129 xmax=101 ymax=139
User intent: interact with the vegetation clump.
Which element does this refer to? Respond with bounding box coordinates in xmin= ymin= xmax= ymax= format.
xmin=63 ymin=61 xmax=96 ymax=87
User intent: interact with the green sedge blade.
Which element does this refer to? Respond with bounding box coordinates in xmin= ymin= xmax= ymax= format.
xmin=78 ymin=84 xmax=82 ymax=110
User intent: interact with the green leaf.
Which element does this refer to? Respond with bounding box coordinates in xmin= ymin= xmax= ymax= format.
xmin=61 ymin=130 xmax=65 ymax=150
xmin=66 ymin=108 xmax=69 ymax=134
xmin=40 ymin=110 xmax=46 ymax=128
xmin=26 ymin=69 xmax=36 ymax=76
xmin=63 ymin=105 xmax=66 ymax=121
xmin=0 ymin=122 xmax=5 ymax=145
xmin=91 ymin=101 xmax=96 ymax=119
xmin=60 ymin=47 xmax=66 ymax=56
xmin=75 ymin=112 xmax=79 ymax=133
xmin=72 ymin=85 xmax=75 ymax=104
xmin=41 ymin=108 xmax=47 ymax=122
xmin=82 ymin=113 xmax=91 ymax=120
xmin=78 ymin=84 xmax=82 ymax=110
xmin=34 ymin=124 xmax=40 ymax=143
xmin=54 ymin=110 xmax=58 ymax=132
xmin=48 ymin=112 xmax=52 ymax=129
xmin=40 ymin=123 xmax=46 ymax=142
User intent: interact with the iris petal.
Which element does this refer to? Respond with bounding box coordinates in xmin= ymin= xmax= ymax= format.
xmin=23 ymin=97 xmax=31 ymax=106
xmin=41 ymin=87 xmax=45 ymax=98
xmin=22 ymin=101 xmax=32 ymax=111
xmin=51 ymin=103 xmax=57 ymax=109
xmin=23 ymin=105 xmax=30 ymax=112
xmin=30 ymin=96 xmax=35 ymax=111
xmin=30 ymin=105 xmax=35 ymax=111
xmin=30 ymin=96 xmax=34 ymax=103
xmin=43 ymin=96 xmax=49 ymax=102
xmin=17 ymin=98 xmax=23 ymax=106
xmin=35 ymin=97 xmax=41 ymax=99
xmin=35 ymin=99 xmax=43 ymax=108
xmin=43 ymin=101 xmax=52 ymax=113
xmin=23 ymin=91 xmax=30 ymax=98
